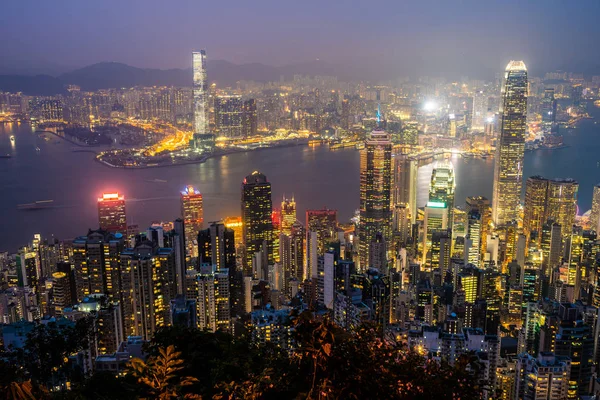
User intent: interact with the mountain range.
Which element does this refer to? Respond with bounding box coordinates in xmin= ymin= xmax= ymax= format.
xmin=0 ymin=59 xmax=352 ymax=96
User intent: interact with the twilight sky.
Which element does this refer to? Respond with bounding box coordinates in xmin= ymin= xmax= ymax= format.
xmin=1 ymin=0 xmax=599 ymax=77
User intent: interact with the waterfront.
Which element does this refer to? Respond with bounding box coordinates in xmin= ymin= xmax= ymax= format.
xmin=1 ymin=110 xmax=600 ymax=252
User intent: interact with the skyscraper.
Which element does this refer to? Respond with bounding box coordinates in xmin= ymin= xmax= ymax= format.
xmin=98 ymin=192 xmax=127 ymax=233
xmin=180 ymin=185 xmax=203 ymax=258
xmin=215 ymin=95 xmax=244 ymax=138
xmin=192 ymin=50 xmax=214 ymax=151
xmin=472 ymin=90 xmax=488 ymax=131
xmin=589 ymin=184 xmax=600 ymax=233
xmin=393 ymin=153 xmax=418 ymax=224
xmin=546 ymin=178 xmax=578 ymax=239
xmin=492 ymin=61 xmax=528 ymax=226
xmin=359 ymin=130 xmax=392 ymax=270
xmin=540 ymin=88 xmax=557 ymax=136
xmin=193 ymin=50 xmax=208 ymax=135
xmin=241 ymin=171 xmax=273 ymax=271
xmin=242 ymin=98 xmax=258 ymax=138
xmin=280 ymin=196 xmax=297 ymax=237
xmin=429 ymin=161 xmax=455 ymax=225
xmin=524 ymin=176 xmax=551 ymax=243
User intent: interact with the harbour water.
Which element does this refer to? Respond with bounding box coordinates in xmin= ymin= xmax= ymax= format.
xmin=1 ymin=107 xmax=599 ymax=252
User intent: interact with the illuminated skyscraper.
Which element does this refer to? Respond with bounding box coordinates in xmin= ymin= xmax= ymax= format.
xmin=429 ymin=161 xmax=455 ymax=224
xmin=422 ymin=201 xmax=449 ymax=267
xmin=546 ymin=178 xmax=578 ymax=238
xmin=524 ymin=176 xmax=551 ymax=243
xmin=465 ymin=196 xmax=491 ymax=260
xmin=242 ymin=99 xmax=258 ymax=138
xmin=241 ymin=171 xmax=273 ymax=271
xmin=280 ymin=196 xmax=297 ymax=237
xmin=223 ymin=216 xmax=243 ymax=249
xmin=472 ymin=90 xmax=488 ymax=131
xmin=180 ymin=185 xmax=203 ymax=258
xmin=540 ymin=88 xmax=557 ymax=136
xmin=492 ymin=61 xmax=528 ymax=226
xmin=393 ymin=153 xmax=418 ymax=224
xmin=589 ymin=184 xmax=600 ymax=233
xmin=192 ymin=50 xmax=214 ymax=151
xmin=359 ymin=130 xmax=392 ymax=270
xmin=193 ymin=50 xmax=208 ymax=135
xmin=98 ymin=192 xmax=127 ymax=233
xmin=215 ymin=94 xmax=244 ymax=138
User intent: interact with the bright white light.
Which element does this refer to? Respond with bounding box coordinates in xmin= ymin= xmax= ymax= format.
xmin=423 ymin=101 xmax=437 ymax=112
xmin=486 ymin=116 xmax=494 ymax=123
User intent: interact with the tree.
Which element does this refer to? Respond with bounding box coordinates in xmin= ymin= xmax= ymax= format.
xmin=129 ymin=345 xmax=199 ymax=400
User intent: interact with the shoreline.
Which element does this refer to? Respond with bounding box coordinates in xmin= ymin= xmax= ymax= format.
xmin=95 ymin=139 xmax=313 ymax=169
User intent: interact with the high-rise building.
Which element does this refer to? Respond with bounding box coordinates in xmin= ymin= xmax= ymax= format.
xmin=472 ymin=90 xmax=488 ymax=131
xmin=223 ymin=216 xmax=243 ymax=249
xmin=515 ymin=353 xmax=571 ymax=400
xmin=180 ymin=185 xmax=204 ymax=258
xmin=540 ymin=88 xmax=557 ymax=136
xmin=193 ymin=50 xmax=208 ymax=135
xmin=215 ymin=95 xmax=243 ymax=138
xmin=466 ymin=210 xmax=482 ymax=266
xmin=189 ymin=268 xmax=231 ymax=333
xmin=524 ymin=176 xmax=551 ymax=243
xmin=429 ymin=161 xmax=455 ymax=225
xmin=393 ymin=153 xmax=418 ymax=224
xmin=280 ymin=196 xmax=297 ymax=237
xmin=242 ymin=99 xmax=258 ymax=138
xmin=72 ymin=230 xmax=125 ymax=303
xmin=590 ymin=184 xmax=600 ymax=233
xmin=192 ymin=50 xmax=214 ymax=152
xmin=359 ymin=130 xmax=392 ymax=270
xmin=98 ymin=193 xmax=127 ymax=233
xmin=546 ymin=178 xmax=578 ymax=239
xmin=241 ymin=171 xmax=273 ymax=271
xmin=492 ymin=61 xmax=527 ymax=226
xmin=197 ymin=222 xmax=236 ymax=271
xmin=422 ymin=201 xmax=449 ymax=267
xmin=465 ymin=196 xmax=491 ymax=260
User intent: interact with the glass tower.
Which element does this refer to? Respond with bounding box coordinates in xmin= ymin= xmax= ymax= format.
xmin=181 ymin=185 xmax=204 ymax=258
xmin=193 ymin=50 xmax=208 ymax=135
xmin=492 ymin=60 xmax=528 ymax=226
xmin=359 ymin=130 xmax=392 ymax=270
xmin=98 ymin=192 xmax=127 ymax=233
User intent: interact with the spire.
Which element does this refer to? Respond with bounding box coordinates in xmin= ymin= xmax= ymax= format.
xmin=376 ymin=103 xmax=382 ymax=128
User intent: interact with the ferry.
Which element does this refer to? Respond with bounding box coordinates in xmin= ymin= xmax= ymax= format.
xmin=0 ymin=154 xmax=11 ymax=159
xmin=17 ymin=200 xmax=54 ymax=210
xmin=10 ymin=135 xmax=15 ymax=142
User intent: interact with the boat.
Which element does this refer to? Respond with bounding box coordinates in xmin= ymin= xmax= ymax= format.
xmin=0 ymin=154 xmax=11 ymax=159
xmin=146 ymin=178 xmax=168 ymax=183
xmin=10 ymin=135 xmax=15 ymax=141
xmin=17 ymin=200 xmax=54 ymax=210
xmin=35 ymin=147 xmax=41 ymax=152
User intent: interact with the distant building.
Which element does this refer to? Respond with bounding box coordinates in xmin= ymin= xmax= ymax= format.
xmin=97 ymin=193 xmax=127 ymax=233
xmin=180 ymin=185 xmax=204 ymax=258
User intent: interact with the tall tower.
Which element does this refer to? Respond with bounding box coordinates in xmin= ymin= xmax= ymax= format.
xmin=393 ymin=153 xmax=418 ymax=224
xmin=546 ymin=178 xmax=578 ymax=238
xmin=589 ymin=184 xmax=600 ymax=233
xmin=215 ymin=94 xmax=244 ymax=138
xmin=193 ymin=50 xmax=208 ymax=135
xmin=540 ymin=88 xmax=556 ymax=136
xmin=359 ymin=130 xmax=392 ymax=270
xmin=98 ymin=192 xmax=127 ymax=233
xmin=180 ymin=185 xmax=203 ymax=258
xmin=429 ymin=161 xmax=455 ymax=225
xmin=523 ymin=176 xmax=550 ymax=243
xmin=241 ymin=171 xmax=273 ymax=272
xmin=492 ymin=61 xmax=528 ymax=226
xmin=280 ymin=196 xmax=297 ymax=237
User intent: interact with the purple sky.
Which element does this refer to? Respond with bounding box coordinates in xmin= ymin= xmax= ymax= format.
xmin=1 ymin=0 xmax=599 ymax=76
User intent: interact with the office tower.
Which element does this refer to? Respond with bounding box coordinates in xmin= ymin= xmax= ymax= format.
xmin=192 ymin=268 xmax=231 ymax=332
xmin=180 ymin=185 xmax=203 ymax=258
xmin=422 ymin=202 xmax=449 ymax=267
xmin=272 ymin=209 xmax=281 ymax=263
xmin=121 ymin=241 xmax=175 ymax=339
xmin=400 ymin=121 xmax=418 ymax=145
xmin=429 ymin=161 xmax=455 ymax=225
xmin=369 ymin=233 xmax=387 ymax=271
xmin=524 ymin=176 xmax=551 ymax=243
xmin=540 ymin=88 xmax=557 ymax=136
xmin=392 ymin=203 xmax=412 ymax=245
xmin=242 ymin=99 xmax=258 ymax=138
xmin=289 ymin=221 xmax=305 ymax=281
xmin=466 ymin=210 xmax=482 ymax=266
xmin=393 ymin=153 xmax=418 ymax=224
xmin=280 ymin=196 xmax=297 ymax=237
xmin=241 ymin=171 xmax=273 ymax=271
xmin=431 ymin=230 xmax=451 ymax=277
xmin=306 ymin=209 xmax=338 ymax=274
xmin=547 ymin=179 xmax=578 ymax=239
xmin=564 ymin=226 xmax=583 ymax=286
xmin=98 ymin=192 xmax=127 ymax=233
xmin=465 ymin=196 xmax=491 ymax=260
xmin=492 ymin=61 xmax=527 ymax=226
xmin=541 ymin=221 xmax=563 ymax=279
xmin=571 ymin=84 xmax=583 ymax=107
xmin=515 ymin=353 xmax=571 ymax=400
xmin=16 ymin=251 xmax=39 ymax=290
xmin=472 ymin=90 xmax=487 ymax=131
xmin=164 ymin=223 xmax=186 ymax=295
xmin=72 ymin=230 xmax=125 ymax=302
xmin=193 ymin=50 xmax=208 ymax=135
xmin=215 ymin=95 xmax=243 ymax=138
xmin=197 ymin=222 xmax=236 ymax=270
xmin=591 ymin=184 xmax=600 ymax=232
xmin=95 ymin=300 xmax=124 ymax=355
xmin=52 ymin=272 xmax=72 ymax=317
xmin=359 ymin=130 xmax=392 ymax=270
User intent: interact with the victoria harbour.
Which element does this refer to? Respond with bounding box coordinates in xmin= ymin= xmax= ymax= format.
xmin=1 ymin=104 xmax=599 ymax=252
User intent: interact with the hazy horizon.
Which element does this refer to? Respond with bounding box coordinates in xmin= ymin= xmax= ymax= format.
xmin=2 ymin=0 xmax=600 ymax=79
